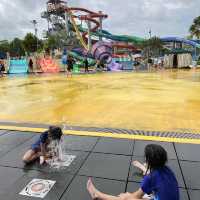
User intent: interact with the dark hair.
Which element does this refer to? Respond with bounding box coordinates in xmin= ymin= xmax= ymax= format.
xmin=48 ymin=126 xmax=63 ymax=141
xmin=145 ymin=144 xmax=168 ymax=173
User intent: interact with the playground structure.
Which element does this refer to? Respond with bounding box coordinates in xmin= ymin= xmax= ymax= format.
xmin=41 ymin=0 xmax=200 ymax=71
xmin=41 ymin=0 xmax=144 ymax=71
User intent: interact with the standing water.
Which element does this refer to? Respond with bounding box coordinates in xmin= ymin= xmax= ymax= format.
xmin=0 ymin=71 xmax=200 ymax=132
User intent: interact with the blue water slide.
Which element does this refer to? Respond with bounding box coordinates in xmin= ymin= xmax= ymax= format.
xmin=9 ymin=59 xmax=28 ymax=74
xmin=161 ymin=37 xmax=200 ymax=48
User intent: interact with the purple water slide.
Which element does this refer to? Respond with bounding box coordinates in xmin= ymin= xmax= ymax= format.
xmin=107 ymin=60 xmax=122 ymax=71
xmin=91 ymin=41 xmax=112 ymax=61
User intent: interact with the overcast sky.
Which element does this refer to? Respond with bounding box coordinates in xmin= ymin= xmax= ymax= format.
xmin=0 ymin=0 xmax=199 ymax=40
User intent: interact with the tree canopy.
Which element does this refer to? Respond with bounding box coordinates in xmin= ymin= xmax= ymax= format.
xmin=9 ymin=38 xmax=25 ymax=56
xmin=0 ymin=33 xmax=43 ymax=57
xmin=189 ymin=16 xmax=200 ymax=39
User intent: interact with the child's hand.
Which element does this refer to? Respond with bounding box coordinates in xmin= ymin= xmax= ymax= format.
xmin=40 ymin=156 xmax=45 ymax=165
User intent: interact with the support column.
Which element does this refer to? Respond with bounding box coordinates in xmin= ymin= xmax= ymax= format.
xmin=87 ymin=20 xmax=92 ymax=52
xmin=195 ymin=47 xmax=197 ymax=59
xmin=99 ymin=11 xmax=103 ymax=41
xmin=65 ymin=5 xmax=70 ymax=37
xmin=180 ymin=42 xmax=183 ymax=49
xmin=173 ymin=41 xmax=176 ymax=49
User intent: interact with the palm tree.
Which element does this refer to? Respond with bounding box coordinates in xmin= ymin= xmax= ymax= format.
xmin=189 ymin=16 xmax=200 ymax=39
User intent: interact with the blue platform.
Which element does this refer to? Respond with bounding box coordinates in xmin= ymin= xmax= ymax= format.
xmin=9 ymin=59 xmax=28 ymax=74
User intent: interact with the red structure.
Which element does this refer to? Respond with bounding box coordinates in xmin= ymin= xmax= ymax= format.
xmin=39 ymin=57 xmax=60 ymax=73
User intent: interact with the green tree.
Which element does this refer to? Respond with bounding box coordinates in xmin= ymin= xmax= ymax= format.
xmin=44 ymin=34 xmax=57 ymax=50
xmin=44 ymin=29 xmax=70 ymax=50
xmin=0 ymin=40 xmax=10 ymax=53
xmin=141 ymin=36 xmax=163 ymax=57
xmin=23 ymin=33 xmax=43 ymax=53
xmin=189 ymin=16 xmax=200 ymax=39
xmin=9 ymin=38 xmax=25 ymax=56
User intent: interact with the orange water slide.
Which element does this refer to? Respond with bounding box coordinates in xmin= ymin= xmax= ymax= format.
xmin=67 ymin=7 xmax=108 ymax=42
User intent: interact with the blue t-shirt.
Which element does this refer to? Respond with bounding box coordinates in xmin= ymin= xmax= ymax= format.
xmin=31 ymin=131 xmax=49 ymax=150
xmin=141 ymin=166 xmax=179 ymax=200
xmin=62 ymin=55 xmax=67 ymax=65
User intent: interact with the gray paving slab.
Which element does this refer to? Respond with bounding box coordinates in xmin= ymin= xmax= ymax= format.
xmin=0 ymin=143 xmax=89 ymax=175
xmin=175 ymin=143 xmax=200 ymax=161
xmin=180 ymin=161 xmax=200 ymax=190
xmin=79 ymin=153 xmax=131 ymax=181
xmin=0 ymin=166 xmax=24 ymax=194
xmin=93 ymin=137 xmax=134 ymax=155
xmin=2 ymin=170 xmax=74 ymax=200
xmin=20 ymin=134 xmax=41 ymax=148
xmin=126 ymin=182 xmax=189 ymax=200
xmin=188 ymin=190 xmax=200 ymax=200
xmin=60 ymin=175 xmax=126 ymax=200
xmin=129 ymin=157 xmax=185 ymax=188
xmin=133 ymin=140 xmax=177 ymax=159
xmin=0 ymin=121 xmax=49 ymax=129
xmin=62 ymin=135 xmax=99 ymax=151
xmin=0 ymin=131 xmax=35 ymax=147
xmin=0 ymin=144 xmax=15 ymax=158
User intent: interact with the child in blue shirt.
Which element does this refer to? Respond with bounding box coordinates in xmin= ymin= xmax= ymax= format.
xmin=23 ymin=126 xmax=63 ymax=165
xmin=87 ymin=144 xmax=179 ymax=200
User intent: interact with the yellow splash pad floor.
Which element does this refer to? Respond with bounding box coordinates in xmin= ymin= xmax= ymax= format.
xmin=0 ymin=70 xmax=200 ymax=133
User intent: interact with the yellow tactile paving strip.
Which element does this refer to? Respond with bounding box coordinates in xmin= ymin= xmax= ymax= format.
xmin=1 ymin=125 xmax=200 ymax=144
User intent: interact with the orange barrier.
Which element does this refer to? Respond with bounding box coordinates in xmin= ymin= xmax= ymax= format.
xmin=39 ymin=58 xmax=60 ymax=73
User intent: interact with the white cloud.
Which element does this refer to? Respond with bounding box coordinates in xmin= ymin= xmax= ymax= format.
xmin=0 ymin=0 xmax=199 ymax=40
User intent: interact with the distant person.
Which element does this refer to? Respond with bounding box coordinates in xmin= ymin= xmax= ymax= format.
xmin=96 ymin=60 xmax=101 ymax=70
xmin=62 ymin=55 xmax=68 ymax=72
xmin=96 ymin=60 xmax=104 ymax=71
xmin=0 ymin=60 xmax=5 ymax=77
xmin=23 ymin=126 xmax=63 ymax=165
xmin=87 ymin=144 xmax=179 ymax=200
xmin=67 ymin=55 xmax=74 ymax=77
xmin=84 ymin=57 xmax=89 ymax=73
xmin=28 ymin=58 xmax=34 ymax=73
xmin=147 ymin=57 xmax=153 ymax=71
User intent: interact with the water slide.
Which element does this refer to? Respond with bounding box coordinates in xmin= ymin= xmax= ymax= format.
xmin=77 ymin=24 xmax=144 ymax=45
xmin=68 ymin=51 xmax=96 ymax=66
xmin=161 ymin=37 xmax=200 ymax=49
xmin=68 ymin=9 xmax=88 ymax=50
xmin=66 ymin=7 xmax=139 ymax=71
xmin=9 ymin=59 xmax=28 ymax=74
xmin=107 ymin=60 xmax=123 ymax=71
xmin=39 ymin=57 xmax=60 ymax=73
xmin=67 ymin=7 xmax=144 ymax=51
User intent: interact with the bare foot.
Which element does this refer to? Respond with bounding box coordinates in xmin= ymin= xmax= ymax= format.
xmin=132 ymin=161 xmax=147 ymax=175
xmin=87 ymin=178 xmax=99 ymax=199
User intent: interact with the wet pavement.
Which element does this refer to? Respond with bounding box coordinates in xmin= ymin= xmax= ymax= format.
xmin=0 ymin=129 xmax=199 ymax=200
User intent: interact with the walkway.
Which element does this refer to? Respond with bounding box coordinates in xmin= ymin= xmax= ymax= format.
xmin=0 ymin=123 xmax=199 ymax=199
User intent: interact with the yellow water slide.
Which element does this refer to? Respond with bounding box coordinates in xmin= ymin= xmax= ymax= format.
xmin=68 ymin=10 xmax=89 ymax=51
